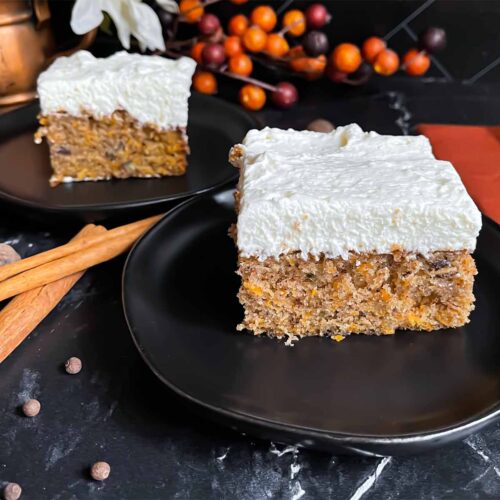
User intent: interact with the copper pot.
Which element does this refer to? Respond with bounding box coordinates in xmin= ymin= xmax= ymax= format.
xmin=0 ymin=0 xmax=97 ymax=106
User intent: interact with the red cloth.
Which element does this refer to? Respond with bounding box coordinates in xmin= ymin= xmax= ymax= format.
xmin=416 ymin=124 xmax=500 ymax=224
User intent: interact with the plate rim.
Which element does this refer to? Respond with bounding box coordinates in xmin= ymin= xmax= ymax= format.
xmin=122 ymin=190 xmax=500 ymax=450
xmin=0 ymin=94 xmax=258 ymax=213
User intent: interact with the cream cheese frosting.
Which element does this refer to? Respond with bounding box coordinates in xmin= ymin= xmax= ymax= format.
xmin=231 ymin=124 xmax=482 ymax=260
xmin=37 ymin=50 xmax=196 ymax=129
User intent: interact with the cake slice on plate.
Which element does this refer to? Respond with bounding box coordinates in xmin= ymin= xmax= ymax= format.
xmin=229 ymin=124 xmax=482 ymax=339
xmin=36 ymin=51 xmax=196 ymax=186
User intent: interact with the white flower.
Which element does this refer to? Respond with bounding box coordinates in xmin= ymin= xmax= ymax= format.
xmin=70 ymin=0 xmax=166 ymax=52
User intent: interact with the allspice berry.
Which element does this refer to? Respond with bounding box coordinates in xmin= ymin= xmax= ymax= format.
xmin=0 ymin=244 xmax=20 ymax=267
xmin=3 ymin=482 xmax=22 ymax=500
xmin=90 ymin=461 xmax=111 ymax=481
xmin=306 ymin=119 xmax=335 ymax=133
xmin=22 ymin=399 xmax=40 ymax=417
xmin=65 ymin=357 xmax=82 ymax=375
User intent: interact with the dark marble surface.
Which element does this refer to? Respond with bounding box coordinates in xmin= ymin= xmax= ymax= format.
xmin=1 ymin=80 xmax=500 ymax=499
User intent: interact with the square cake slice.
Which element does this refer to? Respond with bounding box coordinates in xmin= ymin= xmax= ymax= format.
xmin=36 ymin=51 xmax=196 ymax=186
xmin=229 ymin=124 xmax=482 ymax=339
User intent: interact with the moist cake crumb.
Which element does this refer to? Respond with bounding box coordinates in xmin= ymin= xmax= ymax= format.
xmin=36 ymin=51 xmax=195 ymax=186
xmin=230 ymin=125 xmax=482 ymax=338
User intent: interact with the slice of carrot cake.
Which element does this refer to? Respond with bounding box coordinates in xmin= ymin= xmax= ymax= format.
xmin=36 ymin=50 xmax=196 ymax=186
xmin=229 ymin=124 xmax=482 ymax=338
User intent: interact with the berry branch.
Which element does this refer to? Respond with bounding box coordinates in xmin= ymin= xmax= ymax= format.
xmin=155 ymin=0 xmax=446 ymax=111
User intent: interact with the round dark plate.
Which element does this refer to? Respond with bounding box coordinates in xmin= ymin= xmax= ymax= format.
xmin=122 ymin=188 xmax=500 ymax=456
xmin=0 ymin=94 xmax=257 ymax=217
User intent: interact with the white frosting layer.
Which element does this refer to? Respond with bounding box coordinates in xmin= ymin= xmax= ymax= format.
xmin=232 ymin=124 xmax=482 ymax=259
xmin=37 ymin=51 xmax=196 ymax=129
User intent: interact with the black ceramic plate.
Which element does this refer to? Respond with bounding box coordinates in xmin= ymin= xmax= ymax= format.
xmin=122 ymin=188 xmax=500 ymax=456
xmin=0 ymin=94 xmax=256 ymax=217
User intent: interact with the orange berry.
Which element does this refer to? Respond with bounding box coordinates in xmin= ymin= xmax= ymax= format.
xmin=193 ymin=71 xmax=217 ymax=94
xmin=228 ymin=14 xmax=248 ymax=36
xmin=403 ymin=48 xmax=430 ymax=76
xmin=373 ymin=48 xmax=400 ymax=76
xmin=251 ymin=5 xmax=277 ymax=33
xmin=224 ymin=36 xmax=244 ymax=57
xmin=288 ymin=46 xmax=326 ymax=80
xmin=228 ymin=53 xmax=253 ymax=76
xmin=191 ymin=41 xmax=206 ymax=64
xmin=331 ymin=43 xmax=362 ymax=73
xmin=242 ymin=26 xmax=267 ymax=52
xmin=362 ymin=36 xmax=386 ymax=63
xmin=239 ymin=84 xmax=266 ymax=111
xmin=265 ymin=33 xmax=289 ymax=58
xmin=179 ymin=0 xmax=204 ymax=23
xmin=287 ymin=45 xmax=304 ymax=59
xmin=282 ymin=10 xmax=306 ymax=37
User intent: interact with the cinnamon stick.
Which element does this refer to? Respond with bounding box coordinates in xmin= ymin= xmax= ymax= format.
xmin=0 ymin=224 xmax=106 ymax=364
xmin=0 ymin=216 xmax=159 ymax=303
xmin=0 ymin=214 xmax=162 ymax=283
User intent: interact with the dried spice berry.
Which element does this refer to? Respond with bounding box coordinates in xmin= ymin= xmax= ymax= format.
xmin=251 ymin=5 xmax=277 ymax=33
xmin=419 ymin=27 xmax=446 ymax=53
xmin=265 ymin=33 xmax=289 ymax=58
xmin=190 ymin=41 xmax=205 ymax=64
xmin=272 ymin=82 xmax=298 ymax=109
xmin=403 ymin=49 xmax=430 ymax=76
xmin=242 ymin=26 xmax=267 ymax=52
xmin=65 ymin=356 xmax=82 ymax=375
xmin=282 ymin=10 xmax=306 ymax=37
xmin=305 ymin=3 xmax=330 ymax=29
xmin=224 ymin=36 xmax=244 ymax=57
xmin=362 ymin=36 xmax=386 ymax=63
xmin=198 ymin=13 xmax=220 ymax=35
xmin=228 ymin=54 xmax=253 ymax=77
xmin=3 ymin=483 xmax=22 ymax=500
xmin=22 ymin=399 xmax=41 ymax=417
xmin=288 ymin=47 xmax=327 ymax=80
xmin=179 ymin=0 xmax=204 ymax=23
xmin=307 ymin=119 xmax=335 ymax=133
xmin=193 ymin=71 xmax=217 ymax=94
xmin=90 ymin=461 xmax=111 ymax=481
xmin=201 ymin=43 xmax=226 ymax=68
xmin=239 ymin=84 xmax=266 ymax=111
xmin=228 ymin=14 xmax=248 ymax=36
xmin=373 ymin=48 xmax=399 ymax=76
xmin=331 ymin=43 xmax=362 ymax=73
xmin=0 ymin=244 xmax=21 ymax=266
xmin=303 ymin=31 xmax=329 ymax=57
